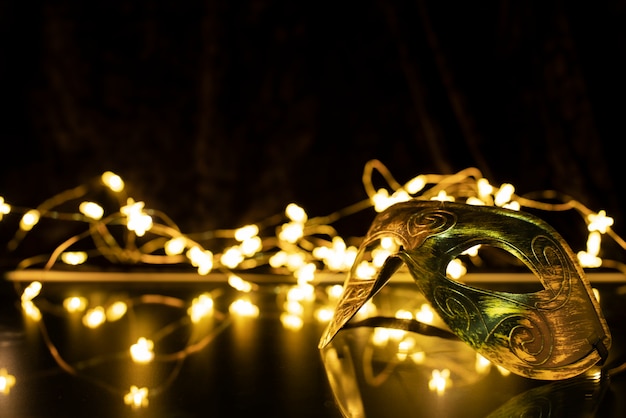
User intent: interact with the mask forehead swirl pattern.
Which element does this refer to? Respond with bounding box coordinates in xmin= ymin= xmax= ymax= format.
xmin=319 ymin=200 xmax=611 ymax=380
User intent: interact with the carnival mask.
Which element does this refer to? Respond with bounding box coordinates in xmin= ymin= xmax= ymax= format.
xmin=319 ymin=200 xmax=611 ymax=380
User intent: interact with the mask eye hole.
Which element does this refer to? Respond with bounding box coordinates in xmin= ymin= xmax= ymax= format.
xmin=447 ymin=244 xmax=545 ymax=293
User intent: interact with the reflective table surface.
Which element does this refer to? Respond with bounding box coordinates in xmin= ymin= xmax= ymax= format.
xmin=1 ymin=272 xmax=625 ymax=418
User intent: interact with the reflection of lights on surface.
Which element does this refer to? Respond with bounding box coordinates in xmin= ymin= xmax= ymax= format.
xmin=130 ymin=338 xmax=155 ymax=364
xmin=396 ymin=337 xmax=415 ymax=361
xmin=496 ymin=365 xmax=511 ymax=376
xmin=592 ymin=287 xmax=600 ymax=303
xmin=83 ymin=306 xmax=106 ymax=328
xmin=63 ymin=296 xmax=88 ymax=313
xmin=106 ymin=301 xmax=128 ymax=322
xmin=0 ymin=368 xmax=16 ymax=395
xmin=61 ymin=251 xmax=88 ymax=266
xmin=22 ymin=300 xmax=41 ymax=322
xmin=229 ymin=298 xmax=259 ymax=318
xmin=124 ymin=385 xmax=149 ymax=409
xmin=415 ymin=304 xmax=434 ymax=324
xmin=428 ymin=369 xmax=451 ymax=395
xmin=280 ymin=313 xmax=303 ymax=331
xmin=188 ymin=293 xmax=214 ymax=323
xmin=475 ymin=354 xmax=492 ymax=374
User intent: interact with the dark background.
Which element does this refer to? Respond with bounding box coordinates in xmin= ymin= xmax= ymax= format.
xmin=1 ymin=0 xmax=625 ymax=247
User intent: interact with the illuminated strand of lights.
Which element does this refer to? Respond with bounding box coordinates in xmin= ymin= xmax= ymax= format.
xmin=4 ymin=160 xmax=626 ymax=405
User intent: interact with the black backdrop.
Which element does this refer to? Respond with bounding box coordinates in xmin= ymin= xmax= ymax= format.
xmin=2 ymin=1 xmax=626 ymax=246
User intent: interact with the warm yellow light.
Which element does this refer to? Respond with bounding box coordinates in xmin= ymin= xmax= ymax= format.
xmin=284 ymin=300 xmax=304 ymax=315
xmin=235 ymin=224 xmax=259 ymax=241
xmin=188 ymin=293 xmax=214 ymax=323
xmin=415 ymin=303 xmax=434 ymax=324
xmin=102 ymin=171 xmax=125 ymax=192
xmin=285 ymin=203 xmax=307 ymax=223
xmin=21 ymin=300 xmax=41 ymax=322
xmin=394 ymin=309 xmax=413 ymax=320
xmin=228 ymin=274 xmax=253 ymax=293
xmin=240 ymin=236 xmax=262 ymax=256
xmin=120 ymin=198 xmax=153 ymax=237
xmin=124 ymin=385 xmax=149 ymax=409
xmin=0 ymin=368 xmax=16 ymax=395
xmin=494 ymin=183 xmax=515 ymax=206
xmin=446 ymin=259 xmax=466 ymax=279
xmin=593 ymin=287 xmax=601 ymax=303
xmin=0 ymin=197 xmax=11 ymax=220
xmin=186 ymin=246 xmax=213 ymax=275
xmin=63 ymin=296 xmax=88 ymax=313
xmin=326 ymin=284 xmax=344 ymax=301
xmin=371 ymin=328 xmax=390 ymax=346
xmin=79 ymin=201 xmax=104 ymax=220
xmin=229 ymin=298 xmax=259 ymax=317
xmin=221 ymin=246 xmax=244 ymax=269
xmin=280 ymin=312 xmax=303 ymax=331
xmin=354 ymin=260 xmax=376 ymax=280
xmin=428 ymin=368 xmax=451 ymax=395
xmin=106 ymin=301 xmax=128 ymax=322
xmin=405 ymin=174 xmax=426 ymax=194
xmin=19 ymin=209 xmax=40 ymax=231
xmin=83 ymin=306 xmax=106 ymax=328
xmin=61 ymin=251 xmax=88 ymax=266
xmin=269 ymin=250 xmax=288 ymax=268
xmin=477 ymin=178 xmax=494 ymax=199
xmin=278 ymin=221 xmax=304 ymax=243
xmin=164 ymin=236 xmax=187 ymax=255
xmin=314 ymin=307 xmax=334 ymax=323
xmin=286 ymin=283 xmax=315 ymax=302
xmin=294 ymin=263 xmax=316 ymax=284
xmin=587 ymin=210 xmax=614 ymax=233
xmin=130 ymin=337 xmax=155 ymax=364
xmin=431 ymin=190 xmax=454 ymax=202
xmin=21 ymin=281 xmax=42 ymax=302
xmin=465 ymin=196 xmax=485 ymax=206
xmin=475 ymin=354 xmax=492 ymax=374
xmin=496 ymin=365 xmax=511 ymax=376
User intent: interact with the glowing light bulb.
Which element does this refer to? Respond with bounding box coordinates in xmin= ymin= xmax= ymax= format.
xmin=83 ymin=306 xmax=106 ymax=328
xmin=428 ymin=369 xmax=451 ymax=395
xmin=587 ymin=210 xmax=614 ymax=233
xmin=431 ymin=190 xmax=454 ymax=202
xmin=124 ymin=386 xmax=149 ymax=409
xmin=415 ymin=303 xmax=435 ymax=324
xmin=186 ymin=246 xmax=213 ymax=275
xmin=372 ymin=328 xmax=390 ymax=346
xmin=130 ymin=338 xmax=155 ymax=364
xmin=106 ymin=301 xmax=128 ymax=322
xmin=396 ymin=337 xmax=416 ymax=361
xmin=164 ymin=236 xmax=187 ymax=255
xmin=102 ymin=171 xmax=124 ymax=192
xmin=494 ymin=183 xmax=515 ymax=206
xmin=221 ymin=246 xmax=244 ymax=269
xmin=354 ymin=260 xmax=376 ymax=280
xmin=63 ymin=296 xmax=88 ymax=313
xmin=120 ymin=198 xmax=153 ymax=237
xmin=21 ymin=300 xmax=41 ymax=322
xmin=406 ymin=174 xmax=426 ymax=194
xmin=228 ymin=274 xmax=253 ymax=292
xmin=188 ymin=293 xmax=214 ymax=323
xmin=240 ymin=236 xmax=262 ymax=256
xmin=235 ymin=224 xmax=259 ymax=241
xmin=372 ymin=188 xmax=391 ymax=212
xmin=61 ymin=251 xmax=88 ymax=266
xmin=278 ymin=221 xmax=304 ymax=243
xmin=314 ymin=307 xmax=334 ymax=322
xmin=294 ymin=263 xmax=316 ymax=284
xmin=446 ymin=259 xmax=466 ymax=279
xmin=285 ymin=203 xmax=307 ymax=223
xmin=0 ymin=197 xmax=11 ymax=220
xmin=19 ymin=209 xmax=40 ymax=231
xmin=395 ymin=309 xmax=413 ymax=320
xmin=0 ymin=368 xmax=16 ymax=395
xmin=21 ymin=281 xmax=42 ymax=302
xmin=79 ymin=201 xmax=104 ymax=220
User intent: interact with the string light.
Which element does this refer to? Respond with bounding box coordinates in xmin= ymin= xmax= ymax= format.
xmin=3 ymin=159 xmax=626 ymax=406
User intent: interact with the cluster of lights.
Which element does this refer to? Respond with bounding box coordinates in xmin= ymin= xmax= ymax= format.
xmin=2 ymin=160 xmax=625 ymax=407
